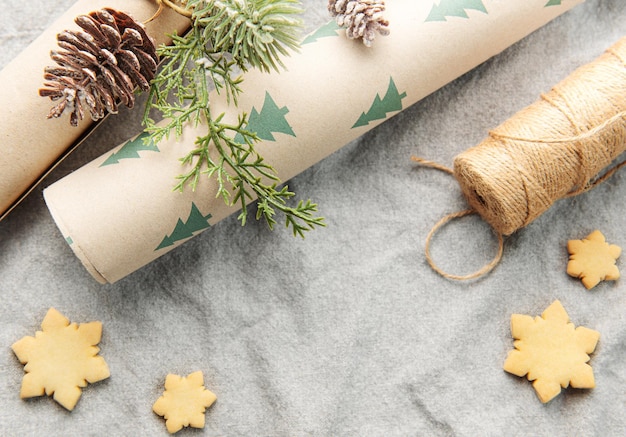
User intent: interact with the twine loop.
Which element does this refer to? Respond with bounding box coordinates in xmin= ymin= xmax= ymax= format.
xmin=424 ymin=209 xmax=504 ymax=281
xmin=411 ymin=156 xmax=504 ymax=280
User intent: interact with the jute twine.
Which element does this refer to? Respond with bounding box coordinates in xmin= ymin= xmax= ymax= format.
xmin=147 ymin=0 xmax=192 ymax=23
xmin=415 ymin=36 xmax=626 ymax=280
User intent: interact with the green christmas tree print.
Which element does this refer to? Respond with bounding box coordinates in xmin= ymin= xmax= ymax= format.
xmin=302 ymin=20 xmax=341 ymax=45
xmin=353 ymin=78 xmax=407 ymax=128
xmin=100 ymin=132 xmax=159 ymax=166
xmin=425 ymin=0 xmax=487 ymax=22
xmin=156 ymin=203 xmax=212 ymax=250
xmin=545 ymin=0 xmax=562 ymax=5
xmin=235 ymin=92 xmax=296 ymax=143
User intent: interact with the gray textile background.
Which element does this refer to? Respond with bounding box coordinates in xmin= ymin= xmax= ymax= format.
xmin=2 ymin=0 xmax=626 ymax=435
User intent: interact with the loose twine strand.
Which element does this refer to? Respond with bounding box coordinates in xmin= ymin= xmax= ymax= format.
xmin=411 ymin=156 xmax=504 ymax=280
xmin=146 ymin=0 xmax=192 ymax=23
xmin=413 ymin=37 xmax=626 ymax=280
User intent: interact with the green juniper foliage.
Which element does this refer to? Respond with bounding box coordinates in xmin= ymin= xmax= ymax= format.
xmin=143 ymin=0 xmax=325 ymax=237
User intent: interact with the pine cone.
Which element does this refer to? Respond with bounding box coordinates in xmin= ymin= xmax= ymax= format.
xmin=328 ymin=0 xmax=389 ymax=47
xmin=39 ymin=8 xmax=159 ymax=127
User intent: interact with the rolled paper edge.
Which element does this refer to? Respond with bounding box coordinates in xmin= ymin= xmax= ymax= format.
xmin=44 ymin=189 xmax=108 ymax=284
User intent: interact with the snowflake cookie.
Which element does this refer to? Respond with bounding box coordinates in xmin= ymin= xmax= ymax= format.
xmin=153 ymin=371 xmax=217 ymax=434
xmin=567 ymin=230 xmax=621 ymax=289
xmin=11 ymin=308 xmax=110 ymax=410
xmin=503 ymin=300 xmax=600 ymax=403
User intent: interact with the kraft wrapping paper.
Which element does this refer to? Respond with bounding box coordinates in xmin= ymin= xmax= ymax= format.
xmin=43 ymin=0 xmax=584 ymax=284
xmin=0 ymin=0 xmax=190 ymax=219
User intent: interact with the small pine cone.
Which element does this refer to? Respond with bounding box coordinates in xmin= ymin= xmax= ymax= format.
xmin=39 ymin=8 xmax=158 ymax=127
xmin=328 ymin=0 xmax=389 ymax=47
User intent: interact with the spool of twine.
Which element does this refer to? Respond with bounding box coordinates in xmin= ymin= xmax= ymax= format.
xmin=453 ymin=36 xmax=626 ymax=236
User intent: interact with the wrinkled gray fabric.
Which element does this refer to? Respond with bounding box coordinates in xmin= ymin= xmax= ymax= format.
xmin=2 ymin=0 xmax=626 ymax=435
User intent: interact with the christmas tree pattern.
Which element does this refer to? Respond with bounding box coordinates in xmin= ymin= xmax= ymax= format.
xmin=302 ymin=20 xmax=341 ymax=45
xmin=100 ymin=132 xmax=159 ymax=166
xmin=235 ymin=92 xmax=296 ymax=143
xmin=545 ymin=0 xmax=562 ymax=5
xmin=156 ymin=203 xmax=212 ymax=250
xmin=425 ymin=0 xmax=487 ymax=22
xmin=352 ymin=78 xmax=407 ymax=128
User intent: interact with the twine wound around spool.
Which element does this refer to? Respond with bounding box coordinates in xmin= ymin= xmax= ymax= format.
xmin=486 ymin=110 xmax=626 ymax=198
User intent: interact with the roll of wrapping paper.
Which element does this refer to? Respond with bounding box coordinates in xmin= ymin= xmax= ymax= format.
xmin=0 ymin=0 xmax=190 ymax=220
xmin=43 ymin=0 xmax=584 ymax=284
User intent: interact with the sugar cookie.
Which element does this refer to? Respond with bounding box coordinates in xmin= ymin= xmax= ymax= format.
xmin=11 ymin=308 xmax=110 ymax=410
xmin=567 ymin=230 xmax=621 ymax=289
xmin=153 ymin=371 xmax=217 ymax=434
xmin=503 ymin=300 xmax=599 ymax=403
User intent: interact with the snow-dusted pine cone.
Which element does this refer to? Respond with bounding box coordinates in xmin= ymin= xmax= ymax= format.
xmin=328 ymin=0 xmax=389 ymax=47
xmin=39 ymin=8 xmax=159 ymax=127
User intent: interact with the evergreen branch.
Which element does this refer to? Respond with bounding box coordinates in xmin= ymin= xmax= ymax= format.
xmin=143 ymin=0 xmax=324 ymax=236
xmin=188 ymin=0 xmax=303 ymax=72
xmin=178 ymin=111 xmax=324 ymax=234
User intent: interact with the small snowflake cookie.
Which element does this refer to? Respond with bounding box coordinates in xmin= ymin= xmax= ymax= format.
xmin=153 ymin=371 xmax=217 ymax=434
xmin=503 ymin=300 xmax=600 ymax=403
xmin=11 ymin=308 xmax=110 ymax=410
xmin=567 ymin=230 xmax=621 ymax=289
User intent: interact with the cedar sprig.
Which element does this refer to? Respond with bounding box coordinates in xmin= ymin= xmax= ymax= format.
xmin=178 ymin=114 xmax=325 ymax=237
xmin=143 ymin=25 xmax=243 ymax=139
xmin=144 ymin=0 xmax=325 ymax=236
